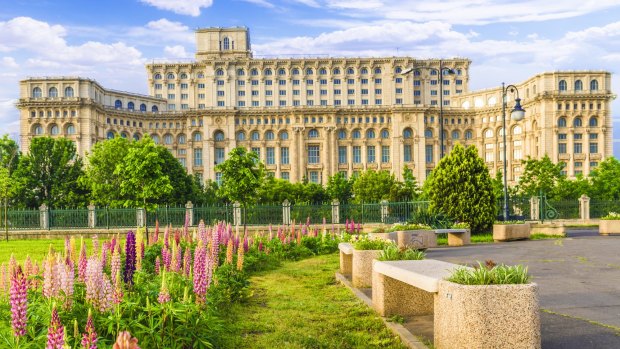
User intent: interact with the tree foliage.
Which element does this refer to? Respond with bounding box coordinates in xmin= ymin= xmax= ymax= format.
xmin=351 ymin=170 xmax=396 ymax=203
xmin=326 ymin=172 xmax=352 ymax=203
xmin=517 ymin=155 xmax=565 ymax=199
xmin=82 ymin=137 xmax=130 ymax=206
xmin=216 ymin=147 xmax=265 ymax=207
xmin=589 ymin=157 xmax=620 ymax=200
xmin=426 ymin=144 xmax=496 ymax=233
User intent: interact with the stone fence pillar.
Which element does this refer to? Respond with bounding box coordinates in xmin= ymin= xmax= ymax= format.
xmin=185 ymin=201 xmax=194 ymax=226
xmin=233 ymin=202 xmax=241 ymax=227
xmin=136 ymin=208 xmax=145 ymax=227
xmin=282 ymin=200 xmax=291 ymax=225
xmin=380 ymin=200 xmax=389 ymax=223
xmin=39 ymin=204 xmax=49 ymax=230
xmin=530 ymin=196 xmax=540 ymax=221
xmin=88 ymin=203 xmax=96 ymax=228
xmin=579 ymin=194 xmax=590 ymax=221
xmin=331 ymin=199 xmax=340 ymax=224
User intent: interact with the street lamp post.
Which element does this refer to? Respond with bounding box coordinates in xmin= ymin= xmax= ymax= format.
xmin=501 ymin=82 xmax=526 ymax=221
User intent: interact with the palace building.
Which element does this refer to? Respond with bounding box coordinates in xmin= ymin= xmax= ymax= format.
xmin=17 ymin=27 xmax=614 ymax=185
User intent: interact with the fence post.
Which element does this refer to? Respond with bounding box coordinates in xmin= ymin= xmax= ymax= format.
xmin=136 ymin=208 xmax=146 ymax=228
xmin=39 ymin=204 xmax=49 ymax=230
xmin=579 ymin=194 xmax=590 ymax=221
xmin=530 ymin=196 xmax=540 ymax=221
xmin=233 ymin=202 xmax=241 ymax=227
xmin=88 ymin=203 xmax=96 ymax=228
xmin=185 ymin=201 xmax=194 ymax=226
xmin=331 ymin=199 xmax=340 ymax=224
xmin=380 ymin=200 xmax=389 ymax=223
xmin=282 ymin=200 xmax=291 ymax=225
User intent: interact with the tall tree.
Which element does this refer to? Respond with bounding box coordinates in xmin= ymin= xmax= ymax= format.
xmin=351 ymin=170 xmax=395 ymax=203
xmin=426 ymin=144 xmax=496 ymax=233
xmin=0 ymin=135 xmax=21 ymax=239
xmin=517 ymin=155 xmax=565 ymax=199
xmin=326 ymin=172 xmax=353 ymax=203
xmin=156 ymin=145 xmax=199 ymax=206
xmin=589 ymin=157 xmax=620 ymax=200
xmin=14 ymin=137 xmax=87 ymax=208
xmin=390 ymin=167 xmax=422 ymax=202
xmin=215 ymin=147 xmax=265 ymax=208
xmin=82 ymin=137 xmax=130 ymax=207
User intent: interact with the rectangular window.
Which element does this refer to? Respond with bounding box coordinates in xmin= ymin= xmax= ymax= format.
xmin=217 ymin=101 xmax=225 ymax=107
xmin=590 ymin=142 xmax=598 ymax=153
xmin=353 ymin=146 xmax=361 ymax=163
xmin=217 ymin=80 xmax=224 ymax=86
xmin=198 ymin=104 xmax=205 ymax=109
xmin=238 ymin=91 xmax=245 ymax=96
xmin=309 ymin=171 xmax=320 ymax=184
xmin=168 ymin=104 xmax=176 ymax=110
xmin=307 ymin=100 xmax=314 ymax=106
xmin=361 ymin=79 xmax=368 ymax=84
xmin=414 ymin=90 xmax=421 ymax=96
xmin=198 ymin=83 xmax=205 ymax=89
xmin=334 ymin=89 xmax=341 ymax=95
xmin=293 ymin=80 xmax=300 ymax=85
xmin=167 ymin=83 xmax=175 ymax=89
xmin=308 ymin=145 xmax=320 ymax=164
xmin=362 ymin=99 xmax=368 ymax=105
xmin=279 ymin=90 xmax=286 ymax=96
xmin=425 ymin=145 xmax=433 ymax=163
xmin=456 ymin=79 xmax=463 ymax=85
xmin=396 ymin=78 xmax=403 ymax=84
xmin=266 ymin=147 xmax=275 ymax=165
xmin=334 ymin=79 xmax=341 ymax=85
xmin=335 ymin=100 xmax=341 ymax=105
xmin=217 ymin=91 xmax=224 ymax=96
xmin=320 ymin=79 xmax=327 ymax=85
xmin=414 ymin=80 xmax=421 ymax=86
xmin=215 ymin=147 xmax=225 ymax=165
xmin=280 ymin=147 xmax=289 ymax=165
xmin=381 ymin=146 xmax=390 ymax=163
xmin=178 ymin=157 xmax=186 ymax=168
xmin=320 ymin=100 xmax=327 ymax=106
xmin=251 ymin=80 xmax=259 ymax=86
xmin=375 ymin=89 xmax=382 ymax=94
xmin=265 ymin=90 xmax=273 ymax=96
xmin=181 ymin=83 xmax=188 ymax=89
xmin=279 ymin=80 xmax=286 ymax=86
xmin=574 ymin=143 xmax=582 ymax=154
xmin=443 ymin=90 xmax=450 ymax=95
xmin=281 ymin=172 xmax=290 ymax=180
xmin=252 ymin=101 xmax=259 ymax=107
xmin=338 ymin=146 xmax=347 ymax=164
xmin=198 ymin=93 xmax=205 ymax=99
xmin=251 ymin=147 xmax=261 ymax=159
xmin=181 ymin=104 xmax=189 ymax=110
xmin=307 ymin=90 xmax=314 ymax=95
xmin=375 ymin=78 xmax=382 ymax=84
xmin=430 ymin=90 xmax=437 ymax=96
xmin=155 ymin=84 xmax=162 ymax=90
xmin=589 ymin=133 xmax=598 ymax=140
xmin=193 ymin=148 xmax=203 ymax=166
xmin=396 ymin=98 xmax=403 ymax=104
xmin=214 ymin=172 xmax=222 ymax=186
xmin=293 ymin=100 xmax=300 ymax=106
xmin=237 ymin=101 xmax=245 ymax=107
xmin=574 ymin=133 xmax=582 ymax=140
xmin=590 ymin=162 xmax=598 ymax=167
xmin=361 ymin=89 xmax=368 ymax=95
xmin=575 ymin=162 xmax=583 ymax=167
xmin=306 ymin=80 xmax=313 ymax=85
xmin=265 ymin=80 xmax=273 ymax=85
xmin=558 ymin=133 xmax=567 ymax=140
xmin=395 ymin=88 xmax=403 ymax=94
xmin=320 ymin=89 xmax=327 ymax=95
xmin=430 ymin=80 xmax=438 ymax=85
xmin=347 ymin=79 xmax=354 ymax=84
xmin=293 ymin=90 xmax=300 ymax=95
xmin=367 ymin=146 xmax=376 ymax=163
xmin=348 ymin=99 xmax=354 ymax=105
xmin=375 ymin=99 xmax=382 ymax=105
xmin=559 ymin=143 xmax=567 ymax=154
xmin=279 ymin=101 xmax=286 ymax=106
xmin=168 ymin=93 xmax=176 ymax=99
xmin=443 ymin=80 xmax=450 ymax=85
xmin=404 ymin=145 xmax=412 ymax=162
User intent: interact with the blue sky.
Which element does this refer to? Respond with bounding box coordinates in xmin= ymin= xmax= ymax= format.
xmin=0 ymin=0 xmax=619 ymax=154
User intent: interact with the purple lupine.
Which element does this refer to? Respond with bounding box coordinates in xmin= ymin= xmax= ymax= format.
xmin=46 ymin=306 xmax=64 ymax=349
xmin=183 ymin=247 xmax=191 ymax=277
xmin=162 ymin=247 xmax=171 ymax=272
xmin=193 ymin=241 xmax=207 ymax=304
xmin=78 ymin=240 xmax=87 ymax=282
xmin=243 ymin=237 xmax=249 ymax=253
xmin=124 ymin=231 xmax=136 ymax=285
xmin=81 ymin=309 xmax=98 ymax=349
xmin=10 ymin=265 xmax=28 ymax=338
xmin=258 ymin=241 xmax=264 ymax=252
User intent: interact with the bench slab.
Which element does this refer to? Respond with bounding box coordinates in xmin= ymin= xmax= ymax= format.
xmin=373 ymin=260 xmax=465 ymax=293
xmin=338 ymin=242 xmax=354 ymax=254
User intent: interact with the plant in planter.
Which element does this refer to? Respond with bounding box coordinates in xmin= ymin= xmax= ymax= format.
xmin=351 ymin=237 xmax=392 ymax=288
xmin=493 ymin=220 xmax=530 ymax=242
xmin=435 ymin=260 xmax=540 ymax=349
xmin=377 ymin=244 xmax=425 ymax=261
xmin=599 ymin=212 xmax=620 ymax=235
xmin=386 ymin=223 xmax=435 ymax=249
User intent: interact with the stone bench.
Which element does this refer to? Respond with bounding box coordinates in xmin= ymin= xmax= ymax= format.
xmin=372 ymin=259 xmax=466 ymax=317
xmin=434 ymin=229 xmax=470 ymax=246
xmin=338 ymin=242 xmax=354 ymax=275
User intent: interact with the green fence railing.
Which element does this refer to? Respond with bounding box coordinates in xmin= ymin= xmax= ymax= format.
xmin=50 ymin=209 xmax=89 ymax=229
xmin=590 ymin=200 xmax=620 ymax=219
xmin=548 ymin=200 xmax=580 ymax=219
xmin=0 ymin=208 xmax=40 ymax=230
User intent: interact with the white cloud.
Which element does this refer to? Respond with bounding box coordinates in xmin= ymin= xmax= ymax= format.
xmin=139 ymin=0 xmax=213 ymax=16
xmin=128 ymin=19 xmax=194 ymax=44
xmin=291 ymin=0 xmax=320 ymax=7
xmin=164 ymin=45 xmax=190 ymax=58
xmin=1 ymin=57 xmax=18 ymax=69
xmin=0 ymin=99 xmax=19 ymax=137
xmin=241 ymin=0 xmax=276 ymax=8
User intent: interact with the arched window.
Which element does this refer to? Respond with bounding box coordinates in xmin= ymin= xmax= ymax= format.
xmin=115 ymin=100 xmax=122 ymax=109
xmin=292 ymin=68 xmax=300 ymax=75
xmin=237 ymin=69 xmax=245 ymax=76
xmin=64 ymin=87 xmax=74 ymax=97
xmin=380 ymin=129 xmax=389 ymax=139
xmin=264 ymin=69 xmax=273 ymax=76
xmin=237 ymin=131 xmax=246 ymax=141
xmin=49 ymin=87 xmax=58 ymax=98
xmin=133 ymin=133 xmax=140 ymax=141
xmin=306 ymin=68 xmax=313 ymax=75
xmin=414 ymin=70 xmax=421 ymax=76
xmin=197 ymin=72 xmax=205 ymax=78
xmin=152 ymin=105 xmax=159 ymax=112
xmin=575 ymin=80 xmax=583 ymax=91
xmin=346 ymin=68 xmax=354 ymax=75
xmin=395 ymin=67 xmax=402 ymax=74
xmin=177 ymin=134 xmax=186 ymax=144
xmin=465 ymin=130 xmax=473 ymax=140
xmin=167 ymin=73 xmax=175 ymax=80
xmin=361 ymin=68 xmax=368 ymax=74
xmin=223 ymin=37 xmax=230 ymax=50
xmin=180 ymin=73 xmax=188 ymax=79
xmin=430 ymin=69 xmax=438 ymax=76
xmin=374 ymin=68 xmax=382 ymax=74
xmin=33 ymin=87 xmax=42 ymax=98
xmin=352 ymin=129 xmax=361 ymax=139
xmin=106 ymin=131 xmax=114 ymax=139
xmin=573 ymin=117 xmax=583 ymax=127
xmin=154 ymin=73 xmax=162 ymax=80
xmin=308 ymin=129 xmax=319 ymax=138
xmin=558 ymin=117 xmax=567 ymax=127
xmin=140 ymin=103 xmax=147 ymax=112
xmin=423 ymin=129 xmax=431 ymax=138
xmin=338 ymin=129 xmax=347 ymax=139
xmin=451 ymin=130 xmax=460 ymax=139
xmin=589 ymin=116 xmax=598 ymax=127
xmin=366 ymin=129 xmax=375 ymax=139
xmin=278 ymin=68 xmax=286 ymax=76
xmin=121 ymin=132 xmax=129 ymax=139
xmin=590 ymin=79 xmax=599 ymax=91
xmin=151 ymin=135 xmax=160 ymax=144
xmin=50 ymin=124 xmax=59 ymax=135
xmin=214 ymin=131 xmax=225 ymax=141
xmin=128 ymin=102 xmax=135 ymax=110
xmin=497 ymin=127 xmax=505 ymax=137
xmin=66 ymin=124 xmax=76 ymax=135
xmin=403 ymin=128 xmax=414 ymax=139
xmin=280 ymin=131 xmax=289 ymax=140
xmin=484 ymin=129 xmax=494 ymax=138
xmin=512 ymin=125 xmax=523 ymax=135
xmin=457 ymin=69 xmax=463 ymax=75
xmin=265 ymin=131 xmax=274 ymax=140
xmin=33 ymin=124 xmax=43 ymax=135
xmin=333 ymin=68 xmax=341 ymax=75
xmin=164 ymin=134 xmax=173 ymax=144
xmin=559 ymin=80 xmax=567 ymax=91
xmin=251 ymin=68 xmax=259 ymax=76
xmin=193 ymin=132 xmax=202 ymax=142
xmin=251 ymin=131 xmax=260 ymax=140
xmin=216 ymin=69 xmax=224 ymax=76
xmin=319 ymin=68 xmax=327 ymax=75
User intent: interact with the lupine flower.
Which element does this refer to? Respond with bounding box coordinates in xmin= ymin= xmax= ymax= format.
xmin=65 ymin=236 xmax=71 ymax=260
xmin=85 ymin=257 xmax=113 ymax=312
xmin=70 ymin=237 xmax=77 ymax=263
xmin=0 ymin=263 xmax=6 ymax=296
xmin=110 ymin=248 xmax=121 ymax=287
xmin=43 ymin=255 xmax=55 ymax=298
xmin=174 ymin=244 xmax=183 ymax=273
xmin=10 ymin=265 xmax=28 ymax=337
xmin=81 ymin=309 xmax=98 ymax=349
xmin=357 ymin=223 xmax=362 ymax=233
xmin=157 ymin=271 xmax=171 ymax=304
xmin=31 ymin=262 xmax=41 ymax=290
xmin=113 ymin=271 xmax=123 ymax=305
xmin=226 ymin=239 xmax=234 ymax=264
xmin=46 ymin=306 xmax=64 ymax=349
xmin=112 ymin=331 xmax=140 ymax=349
xmin=258 ymin=241 xmax=264 ymax=252
xmin=59 ymin=262 xmax=74 ymax=309
xmin=9 ymin=254 xmax=16 ymax=275
xmin=23 ymin=256 xmax=33 ymax=288
xmin=163 ymin=225 xmax=170 ymax=249
xmin=92 ymin=235 xmax=99 ymax=258
xmin=110 ymin=236 xmax=117 ymax=255
xmin=236 ymin=242 xmax=245 ymax=271
xmin=183 ymin=247 xmax=191 ymax=277
xmin=135 ymin=230 xmax=143 ymax=272
xmin=161 ymin=247 xmax=170 ymax=272
xmin=78 ymin=239 xmax=87 ymax=282
xmin=193 ymin=241 xmax=207 ymax=304
xmin=124 ymin=231 xmax=136 ymax=285
xmin=170 ymin=244 xmax=179 ymax=273
xmin=153 ymin=219 xmax=160 ymax=245
xmin=100 ymin=244 xmax=108 ymax=270
xmin=154 ymin=256 xmax=161 ymax=275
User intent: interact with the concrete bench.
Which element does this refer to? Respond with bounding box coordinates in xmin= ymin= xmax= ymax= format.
xmin=372 ymin=259 xmax=467 ymax=317
xmin=338 ymin=242 xmax=354 ymax=274
xmin=434 ymin=229 xmax=470 ymax=246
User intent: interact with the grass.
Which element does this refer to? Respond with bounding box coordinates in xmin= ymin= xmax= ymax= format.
xmin=219 ymin=253 xmax=406 ymax=349
xmin=0 ymin=239 xmax=65 ymax=265
xmin=437 ymin=233 xmax=493 ymax=246
xmin=530 ymin=233 xmax=566 ymax=240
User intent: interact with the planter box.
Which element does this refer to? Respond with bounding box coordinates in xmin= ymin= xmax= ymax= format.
xmin=434 ymin=280 xmax=540 ymax=349
xmin=530 ymin=223 xmax=566 ymax=236
xmin=493 ymin=223 xmax=531 ymax=241
xmin=599 ymin=220 xmax=620 ymax=235
xmin=368 ymin=231 xmax=397 ymax=243
xmin=395 ymin=230 xmax=437 ymax=249
xmin=352 ymin=249 xmax=382 ymax=288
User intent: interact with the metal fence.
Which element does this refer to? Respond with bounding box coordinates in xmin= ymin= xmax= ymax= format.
xmin=590 ymin=200 xmax=620 ymax=219
xmin=0 ymin=208 xmax=40 ymax=230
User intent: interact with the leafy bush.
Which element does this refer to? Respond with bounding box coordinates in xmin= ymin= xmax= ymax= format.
xmin=408 ymin=207 xmax=454 ymax=229
xmin=370 ymin=227 xmax=386 ymax=234
xmin=377 ymin=245 xmax=425 ymax=261
xmin=387 ymin=223 xmax=432 ymax=232
xmin=601 ymin=212 xmax=620 ymax=220
xmin=447 ymin=261 xmax=531 ymax=285
xmin=352 ymin=237 xmax=391 ymax=250
xmin=451 ymin=222 xmax=470 ymax=229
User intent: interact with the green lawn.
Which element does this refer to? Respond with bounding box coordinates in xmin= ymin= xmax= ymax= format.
xmin=0 ymin=239 xmax=65 ymax=265
xmin=219 ymin=253 xmax=406 ymax=349
xmin=437 ymin=233 xmax=494 ymax=245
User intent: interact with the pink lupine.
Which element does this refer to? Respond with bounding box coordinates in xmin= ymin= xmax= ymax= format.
xmin=154 ymin=256 xmax=161 ymax=275
xmin=59 ymin=262 xmax=74 ymax=309
xmin=110 ymin=236 xmax=117 ymax=255
xmin=193 ymin=241 xmax=207 ymax=304
xmin=0 ymin=263 xmax=6 ymax=296
xmin=157 ymin=271 xmax=171 ymax=304
xmin=163 ymin=225 xmax=170 ymax=249
xmin=183 ymin=247 xmax=191 ymax=277
xmin=175 ymin=244 xmax=183 ymax=273
xmin=43 ymin=256 xmax=54 ymax=298
xmin=10 ymin=265 xmax=28 ymax=337
xmin=85 ymin=257 xmax=113 ymax=312
xmin=100 ymin=244 xmax=108 ymax=270
xmin=113 ymin=271 xmax=123 ymax=305
xmin=153 ymin=219 xmax=160 ymax=245
xmin=46 ymin=306 xmax=64 ymax=349
xmin=78 ymin=239 xmax=87 ymax=282
xmin=92 ymin=235 xmax=99 ymax=258
xmin=162 ymin=247 xmax=171 ymax=271
xmin=357 ymin=223 xmax=362 ymax=233
xmin=258 ymin=241 xmax=264 ymax=252
xmin=110 ymin=248 xmax=121 ymax=288
xmin=81 ymin=309 xmax=98 ymax=349
xmin=31 ymin=262 xmax=41 ymax=290
xmin=64 ymin=236 xmax=71 ymax=260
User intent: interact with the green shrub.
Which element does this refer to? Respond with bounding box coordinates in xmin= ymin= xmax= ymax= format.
xmin=387 ymin=223 xmax=432 ymax=232
xmin=494 ymin=220 xmax=526 ymax=225
xmin=451 ymin=222 xmax=470 ymax=229
xmin=447 ymin=261 xmax=531 ymax=285
xmin=352 ymin=237 xmax=391 ymax=250
xmin=370 ymin=227 xmax=386 ymax=234
xmin=601 ymin=212 xmax=620 ymax=220
xmin=377 ymin=244 xmax=425 ymax=261
xmin=408 ymin=207 xmax=454 ymax=229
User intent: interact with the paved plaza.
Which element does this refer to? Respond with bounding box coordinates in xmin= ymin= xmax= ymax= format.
xmin=427 ymin=229 xmax=620 ymax=349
